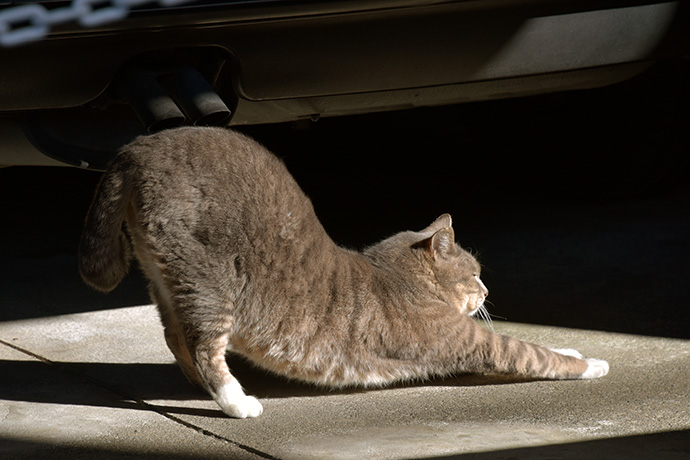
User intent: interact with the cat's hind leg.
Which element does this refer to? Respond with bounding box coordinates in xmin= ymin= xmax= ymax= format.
xmin=139 ymin=248 xmax=205 ymax=387
xmin=151 ymin=284 xmax=204 ymax=387
xmin=181 ymin=317 xmax=263 ymax=418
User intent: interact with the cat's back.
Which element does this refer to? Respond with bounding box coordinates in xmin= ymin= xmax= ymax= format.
xmin=118 ymin=126 xmax=323 ymax=257
xmin=122 ymin=127 xmax=283 ymax=188
xmin=119 ymin=127 xmax=310 ymax=212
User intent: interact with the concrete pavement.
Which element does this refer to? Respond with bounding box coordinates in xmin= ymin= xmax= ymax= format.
xmin=1 ymin=300 xmax=688 ymax=459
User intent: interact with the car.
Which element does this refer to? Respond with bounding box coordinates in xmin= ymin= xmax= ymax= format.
xmin=1 ymin=0 xmax=689 ymax=170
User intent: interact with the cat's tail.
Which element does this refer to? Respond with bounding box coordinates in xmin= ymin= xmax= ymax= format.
xmin=78 ymin=156 xmax=134 ymax=292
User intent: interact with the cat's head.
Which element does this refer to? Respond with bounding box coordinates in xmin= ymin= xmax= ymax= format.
xmin=366 ymin=214 xmax=489 ymax=317
xmin=418 ymin=214 xmax=489 ymax=317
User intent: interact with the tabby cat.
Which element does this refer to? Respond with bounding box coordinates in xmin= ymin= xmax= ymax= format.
xmin=79 ymin=127 xmax=609 ymax=418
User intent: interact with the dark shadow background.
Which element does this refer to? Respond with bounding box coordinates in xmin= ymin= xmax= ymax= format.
xmin=1 ymin=61 xmax=688 ymax=340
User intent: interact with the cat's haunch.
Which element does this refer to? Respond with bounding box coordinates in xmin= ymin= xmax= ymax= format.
xmin=79 ymin=127 xmax=609 ymax=418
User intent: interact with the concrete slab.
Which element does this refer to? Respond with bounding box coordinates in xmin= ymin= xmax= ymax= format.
xmin=0 ymin=306 xmax=263 ymax=460
xmin=1 ymin=303 xmax=688 ymax=459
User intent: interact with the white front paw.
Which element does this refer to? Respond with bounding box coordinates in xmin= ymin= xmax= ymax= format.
xmin=580 ymin=358 xmax=610 ymax=379
xmin=550 ymin=348 xmax=583 ymax=359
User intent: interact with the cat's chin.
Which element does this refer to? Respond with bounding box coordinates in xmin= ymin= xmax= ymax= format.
xmin=466 ymin=303 xmax=483 ymax=317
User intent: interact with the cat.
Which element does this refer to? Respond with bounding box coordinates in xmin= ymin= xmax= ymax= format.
xmin=79 ymin=127 xmax=609 ymax=418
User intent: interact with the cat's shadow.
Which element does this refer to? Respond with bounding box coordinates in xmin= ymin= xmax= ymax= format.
xmin=0 ymin=355 xmax=540 ymax=420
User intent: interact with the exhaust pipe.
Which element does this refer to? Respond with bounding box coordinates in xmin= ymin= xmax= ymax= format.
xmin=163 ymin=67 xmax=233 ymax=127
xmin=120 ymin=66 xmax=234 ymax=133
xmin=121 ymin=70 xmax=186 ymax=133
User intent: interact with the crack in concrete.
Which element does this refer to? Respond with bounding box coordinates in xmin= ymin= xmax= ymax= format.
xmin=0 ymin=337 xmax=281 ymax=460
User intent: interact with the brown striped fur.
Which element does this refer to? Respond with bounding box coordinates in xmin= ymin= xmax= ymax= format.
xmin=79 ymin=127 xmax=608 ymax=418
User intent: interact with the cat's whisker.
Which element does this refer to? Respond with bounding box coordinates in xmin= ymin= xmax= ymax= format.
xmin=476 ymin=304 xmax=494 ymax=332
xmin=482 ymin=300 xmax=507 ymax=321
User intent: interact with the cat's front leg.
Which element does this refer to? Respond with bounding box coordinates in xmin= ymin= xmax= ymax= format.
xmin=468 ymin=328 xmax=610 ymax=380
xmin=549 ymin=348 xmax=583 ymax=359
xmin=551 ymin=348 xmax=609 ymax=379
xmin=579 ymin=358 xmax=610 ymax=379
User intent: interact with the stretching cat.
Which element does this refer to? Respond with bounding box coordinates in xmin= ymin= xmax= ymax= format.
xmin=79 ymin=127 xmax=609 ymax=418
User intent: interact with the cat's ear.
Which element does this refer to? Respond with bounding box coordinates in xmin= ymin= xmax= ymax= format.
xmin=422 ymin=214 xmax=453 ymax=234
xmin=430 ymin=227 xmax=455 ymax=260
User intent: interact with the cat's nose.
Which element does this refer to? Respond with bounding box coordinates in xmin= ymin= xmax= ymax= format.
xmin=484 ymin=290 xmax=489 ymax=298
